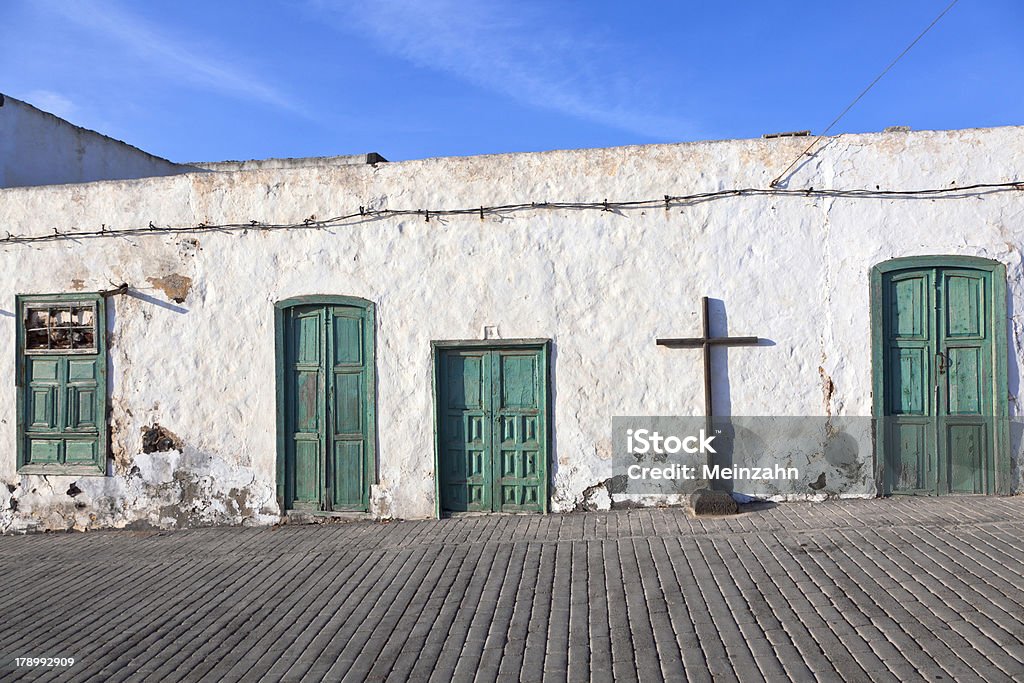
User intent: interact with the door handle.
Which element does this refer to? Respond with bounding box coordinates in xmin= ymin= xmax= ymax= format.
xmin=936 ymin=351 xmax=949 ymax=375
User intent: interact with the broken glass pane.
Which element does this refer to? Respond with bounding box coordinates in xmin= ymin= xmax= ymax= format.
xmin=26 ymin=329 xmax=49 ymax=349
xmin=24 ymin=303 xmax=97 ymax=352
xmin=72 ymin=328 xmax=94 ymax=349
xmin=53 ymin=308 xmax=73 ymax=327
xmin=69 ymin=306 xmax=94 ymax=327
xmin=26 ymin=308 xmax=49 ymax=330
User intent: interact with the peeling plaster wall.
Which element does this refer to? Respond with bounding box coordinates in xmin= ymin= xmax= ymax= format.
xmin=0 ymin=126 xmax=1022 ymax=530
xmin=0 ymin=94 xmax=196 ymax=189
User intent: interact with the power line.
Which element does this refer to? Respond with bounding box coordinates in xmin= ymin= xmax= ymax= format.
xmin=769 ymin=0 xmax=960 ymax=187
xmin=1 ymin=179 xmax=1020 ymax=246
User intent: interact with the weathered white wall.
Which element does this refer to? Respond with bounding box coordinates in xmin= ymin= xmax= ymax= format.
xmin=0 ymin=94 xmax=195 ymax=188
xmin=0 ymin=126 xmax=1022 ymax=531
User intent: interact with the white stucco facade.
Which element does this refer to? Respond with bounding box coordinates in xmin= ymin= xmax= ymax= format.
xmin=0 ymin=94 xmax=194 ymax=189
xmin=0 ymin=125 xmax=1021 ymax=532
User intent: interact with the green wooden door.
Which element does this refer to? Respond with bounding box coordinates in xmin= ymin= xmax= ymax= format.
xmin=437 ymin=345 xmax=548 ymax=513
xmin=881 ymin=267 xmax=996 ymax=494
xmin=18 ymin=295 xmax=107 ymax=474
xmin=282 ymin=301 xmax=373 ymax=512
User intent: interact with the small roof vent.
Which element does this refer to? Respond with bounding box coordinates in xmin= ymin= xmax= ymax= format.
xmin=762 ymin=130 xmax=811 ymax=139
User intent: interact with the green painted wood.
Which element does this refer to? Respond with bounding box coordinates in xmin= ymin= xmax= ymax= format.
xmin=328 ymin=306 xmax=369 ymax=510
xmin=939 ymin=269 xmax=993 ymax=494
xmin=991 ymin=262 xmax=1010 ymax=494
xmin=872 ymin=257 xmax=1006 ymax=495
xmin=492 ymin=350 xmax=545 ymax=512
xmin=16 ymin=293 xmax=107 ymax=475
xmin=287 ymin=305 xmax=323 ymax=510
xmin=277 ymin=296 xmax=375 ymax=513
xmin=436 ymin=343 xmax=548 ymax=514
xmin=884 ymin=270 xmax=935 ymax=492
xmin=438 ymin=351 xmax=490 ymax=512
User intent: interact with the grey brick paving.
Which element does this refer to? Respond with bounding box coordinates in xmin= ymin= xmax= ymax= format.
xmin=2 ymin=498 xmax=1024 ymax=681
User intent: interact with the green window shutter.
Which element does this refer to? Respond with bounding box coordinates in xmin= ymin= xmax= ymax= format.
xmin=17 ymin=294 xmax=107 ymax=475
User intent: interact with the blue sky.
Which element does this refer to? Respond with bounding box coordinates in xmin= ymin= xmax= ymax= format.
xmin=2 ymin=1 xmax=1021 ymax=163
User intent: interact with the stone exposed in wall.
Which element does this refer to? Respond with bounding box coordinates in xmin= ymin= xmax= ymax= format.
xmin=146 ymin=274 xmax=192 ymax=304
xmin=0 ymin=447 xmax=278 ymax=533
xmin=142 ymin=424 xmax=184 ymax=453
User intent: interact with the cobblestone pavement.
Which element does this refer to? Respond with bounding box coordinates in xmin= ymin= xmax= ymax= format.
xmin=3 ymin=498 xmax=1024 ymax=682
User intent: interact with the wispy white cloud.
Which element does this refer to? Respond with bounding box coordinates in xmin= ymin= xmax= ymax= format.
xmin=313 ymin=0 xmax=698 ymax=140
xmin=24 ymin=90 xmax=77 ymax=118
xmin=44 ymin=0 xmax=302 ymax=115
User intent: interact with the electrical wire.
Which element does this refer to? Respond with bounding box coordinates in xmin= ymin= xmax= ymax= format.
xmin=769 ymin=0 xmax=960 ymax=187
xmin=1 ymin=180 xmax=1020 ymax=246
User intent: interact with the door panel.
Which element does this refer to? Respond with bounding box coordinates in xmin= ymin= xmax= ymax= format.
xmin=938 ymin=270 xmax=992 ymax=494
xmin=500 ymin=354 xmax=538 ymax=407
xmin=890 ymin=275 xmax=929 ymax=338
xmin=946 ymin=347 xmax=981 ymax=414
xmin=882 ymin=267 xmax=995 ymax=494
xmin=447 ymin=354 xmax=485 ymax=409
xmin=884 ymin=271 xmax=935 ymax=493
xmin=65 ymin=440 xmax=97 ymax=464
xmin=945 ymin=274 xmax=984 ymax=337
xmin=66 ymin=386 xmax=97 ymax=430
xmin=332 ymin=441 xmax=364 ymax=508
xmin=890 ymin=422 xmax=930 ymax=491
xmin=439 ymin=352 xmax=491 ymax=512
xmin=492 ymin=351 xmax=544 ymax=512
xmin=22 ymin=336 xmax=104 ymax=468
xmin=332 ymin=314 xmax=363 ymax=365
xmin=293 ymin=440 xmax=321 ymax=507
xmin=30 ymin=358 xmax=60 ymax=381
xmin=287 ymin=307 xmax=324 ymax=510
xmin=29 ymin=387 xmax=56 ymax=429
xmin=283 ymin=302 xmax=373 ymax=512
xmin=438 ymin=346 xmax=547 ymax=514
xmin=294 ymin=371 xmax=321 ymax=432
xmin=294 ymin=312 xmax=321 ymax=364
xmin=890 ymin=347 xmax=929 ymax=414
xmin=946 ymin=423 xmax=985 ymax=493
xmin=334 ymin=374 xmax=362 ymax=432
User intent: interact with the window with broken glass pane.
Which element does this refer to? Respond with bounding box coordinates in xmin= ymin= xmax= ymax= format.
xmin=17 ymin=293 xmax=107 ymax=474
xmin=24 ymin=304 xmax=97 ymax=353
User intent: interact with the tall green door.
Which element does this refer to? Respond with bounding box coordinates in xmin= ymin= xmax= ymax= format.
xmin=278 ymin=299 xmax=375 ymax=512
xmin=436 ymin=344 xmax=548 ymax=514
xmin=878 ymin=263 xmax=1003 ymax=494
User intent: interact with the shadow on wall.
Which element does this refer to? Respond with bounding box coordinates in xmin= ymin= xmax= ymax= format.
xmin=127 ymin=287 xmax=189 ymax=314
xmin=1007 ymin=276 xmax=1021 ymax=492
xmin=104 ymin=286 xmax=190 ymax=472
xmin=548 ymin=339 xmax=559 ymax=508
xmin=706 ymin=297 xmax=777 ymax=495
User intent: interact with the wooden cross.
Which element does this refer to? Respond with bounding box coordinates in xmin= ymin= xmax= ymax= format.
xmin=657 ymin=297 xmax=760 ymax=493
xmin=656 ymin=296 xmax=760 ymax=418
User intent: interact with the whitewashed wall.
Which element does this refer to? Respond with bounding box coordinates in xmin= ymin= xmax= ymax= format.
xmin=0 ymin=94 xmax=193 ymax=189
xmin=0 ymin=126 xmax=1021 ymax=531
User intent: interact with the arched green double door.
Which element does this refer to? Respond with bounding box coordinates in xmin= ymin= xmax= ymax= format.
xmin=275 ymin=297 xmax=376 ymax=512
xmin=872 ymin=257 xmax=1009 ymax=495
